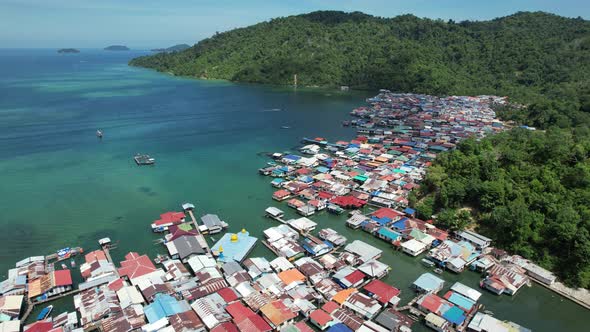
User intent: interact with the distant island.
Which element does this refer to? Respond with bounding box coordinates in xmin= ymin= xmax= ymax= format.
xmin=104 ymin=45 xmax=129 ymax=51
xmin=151 ymin=44 xmax=190 ymax=53
xmin=57 ymin=48 xmax=80 ymax=54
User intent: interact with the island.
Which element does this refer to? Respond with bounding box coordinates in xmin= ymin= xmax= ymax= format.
xmin=104 ymin=45 xmax=129 ymax=51
xmin=151 ymin=44 xmax=190 ymax=53
xmin=57 ymin=48 xmax=80 ymax=54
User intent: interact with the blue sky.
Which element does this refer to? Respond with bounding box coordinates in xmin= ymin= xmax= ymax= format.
xmin=1 ymin=0 xmax=588 ymax=48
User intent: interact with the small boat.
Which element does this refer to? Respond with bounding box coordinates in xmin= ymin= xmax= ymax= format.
xmin=37 ymin=305 xmax=53 ymax=321
xmin=342 ymin=120 xmax=350 ymax=127
xmin=483 ymin=310 xmax=494 ymax=315
xmin=70 ymin=260 xmax=76 ymax=267
xmin=421 ymin=258 xmax=435 ymax=268
xmin=96 ymin=130 xmax=103 ymax=139
xmin=134 ymin=154 xmax=155 ymax=165
xmin=433 ymin=268 xmax=443 ymax=275
xmin=281 ymin=126 xmax=291 ymax=129
xmin=61 ymin=263 xmax=68 ymax=269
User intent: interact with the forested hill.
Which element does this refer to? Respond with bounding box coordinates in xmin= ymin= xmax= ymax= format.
xmin=131 ymin=11 xmax=589 ymax=106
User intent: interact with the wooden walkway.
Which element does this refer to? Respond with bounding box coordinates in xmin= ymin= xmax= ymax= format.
xmin=187 ymin=210 xmax=211 ymax=254
xmin=21 ymin=288 xmax=83 ymax=322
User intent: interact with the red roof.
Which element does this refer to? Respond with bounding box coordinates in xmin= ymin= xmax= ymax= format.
xmin=118 ymin=252 xmax=157 ymax=280
xmin=167 ymin=225 xmax=199 ymax=241
xmin=153 ymin=211 xmax=185 ymax=226
xmin=330 ymin=196 xmax=366 ymax=208
xmin=226 ymin=302 xmax=255 ymax=321
xmin=107 ymin=278 xmax=125 ymax=291
xmin=84 ymin=250 xmax=107 ymax=263
xmin=294 ymin=321 xmax=314 ymax=332
xmin=211 ymin=322 xmax=239 ymax=332
xmin=53 ymin=270 xmax=72 ymax=286
xmin=310 ymin=309 xmax=333 ymax=326
xmin=24 ymin=321 xmax=53 ymax=332
xmin=322 ymin=301 xmax=340 ymax=314
xmin=218 ymin=287 xmax=239 ymax=303
xmin=344 ymin=270 xmax=366 ymax=284
xmin=363 ymin=280 xmax=400 ymax=304
xmin=237 ymin=315 xmax=272 ymax=332
xmin=317 ymin=191 xmax=334 ymax=200
xmin=420 ymin=294 xmax=443 ymax=313
xmin=372 ymin=207 xmax=404 ymax=220
xmin=273 ymin=189 xmax=290 ymax=198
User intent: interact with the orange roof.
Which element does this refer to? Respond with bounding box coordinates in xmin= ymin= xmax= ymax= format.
xmin=260 ymin=300 xmax=297 ymax=326
xmin=277 ymin=269 xmax=306 ymax=285
xmin=28 ymin=278 xmax=42 ymax=298
xmin=331 ymin=288 xmax=357 ymax=304
xmin=84 ymin=250 xmax=106 ymax=263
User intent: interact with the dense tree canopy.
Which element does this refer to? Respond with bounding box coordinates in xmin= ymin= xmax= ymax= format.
xmin=417 ymin=129 xmax=590 ymax=288
xmin=131 ymin=11 xmax=590 ymax=127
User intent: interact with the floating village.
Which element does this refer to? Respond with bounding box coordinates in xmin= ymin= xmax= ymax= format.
xmin=0 ymin=91 xmax=586 ymax=332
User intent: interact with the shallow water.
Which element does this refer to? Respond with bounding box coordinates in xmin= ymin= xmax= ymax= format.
xmin=0 ymin=49 xmax=587 ymax=331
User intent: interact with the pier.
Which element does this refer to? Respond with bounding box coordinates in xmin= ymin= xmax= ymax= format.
xmin=187 ymin=210 xmax=211 ymax=254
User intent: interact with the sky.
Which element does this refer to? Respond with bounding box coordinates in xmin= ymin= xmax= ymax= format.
xmin=0 ymin=0 xmax=588 ymax=48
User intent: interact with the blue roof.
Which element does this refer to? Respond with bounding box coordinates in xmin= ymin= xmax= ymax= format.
xmin=283 ymin=154 xmax=301 ymax=160
xmin=413 ymin=273 xmax=444 ymax=292
xmin=300 ymin=176 xmax=314 ymax=183
xmin=392 ymin=217 xmax=409 ymax=230
xmin=144 ymin=293 xmax=190 ymax=323
xmin=377 ymin=227 xmax=401 ymax=241
xmin=371 ymin=216 xmax=391 ymax=226
xmin=404 ymin=208 xmax=416 ymax=215
xmin=328 ymin=323 xmax=353 ymax=332
xmin=316 ymin=166 xmax=330 ymax=173
xmin=442 ymin=306 xmax=466 ymax=325
xmin=212 ymin=231 xmax=258 ymax=263
xmin=446 ymin=292 xmax=476 ymax=311
xmin=271 ymin=178 xmax=284 ymax=184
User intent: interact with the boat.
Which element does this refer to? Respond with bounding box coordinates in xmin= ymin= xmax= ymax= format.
xmin=61 ymin=263 xmax=68 ymax=269
xmin=433 ymin=268 xmax=443 ymax=275
xmin=134 ymin=154 xmax=155 ymax=165
xmin=96 ymin=130 xmax=103 ymax=138
xmin=483 ymin=310 xmax=494 ymax=315
xmin=70 ymin=260 xmax=76 ymax=267
xmin=37 ymin=305 xmax=53 ymax=321
xmin=421 ymin=258 xmax=435 ymax=267
xmin=281 ymin=126 xmax=291 ymax=129
xmin=342 ymin=120 xmax=350 ymax=127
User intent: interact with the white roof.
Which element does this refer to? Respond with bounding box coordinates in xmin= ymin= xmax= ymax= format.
xmin=450 ymin=282 xmax=482 ymax=302
xmin=358 ymin=260 xmax=389 ymax=277
xmin=116 ymin=286 xmax=144 ymax=308
xmin=0 ymin=321 xmax=20 ymax=332
xmin=187 ymin=255 xmax=216 ymax=273
xmin=265 ymin=206 xmax=284 ymax=217
xmin=425 ymin=313 xmax=447 ymax=327
xmin=401 ymin=239 xmax=427 ymax=251
xmin=270 ymin=257 xmax=294 ymax=272
xmin=288 ymin=217 xmax=317 ymax=231
xmin=345 ymin=240 xmax=382 ymax=262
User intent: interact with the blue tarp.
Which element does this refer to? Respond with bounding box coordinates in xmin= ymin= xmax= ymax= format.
xmin=371 ymin=216 xmax=392 ymax=226
xmin=144 ymin=293 xmax=190 ymax=323
xmin=378 ymin=227 xmax=401 ymax=241
xmin=404 ymin=207 xmax=416 ymax=215
xmin=283 ymin=154 xmax=301 ymax=161
xmin=442 ymin=306 xmax=466 ymax=325
xmin=328 ymin=323 xmax=353 ymax=332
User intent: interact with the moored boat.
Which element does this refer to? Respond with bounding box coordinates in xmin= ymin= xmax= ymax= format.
xmin=134 ymin=154 xmax=155 ymax=165
xmin=37 ymin=305 xmax=53 ymax=321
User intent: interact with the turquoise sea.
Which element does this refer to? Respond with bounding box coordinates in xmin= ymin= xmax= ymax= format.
xmin=0 ymin=49 xmax=587 ymax=331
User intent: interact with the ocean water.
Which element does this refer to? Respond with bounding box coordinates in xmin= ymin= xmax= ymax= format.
xmin=0 ymin=49 xmax=587 ymax=331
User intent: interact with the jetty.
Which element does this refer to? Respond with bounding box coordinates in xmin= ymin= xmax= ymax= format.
xmin=186 ymin=209 xmax=211 ymax=254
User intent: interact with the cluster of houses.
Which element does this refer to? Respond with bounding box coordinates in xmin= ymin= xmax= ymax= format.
xmin=410 ymin=273 xmax=530 ymax=332
xmin=262 ymin=92 xmax=507 ymax=218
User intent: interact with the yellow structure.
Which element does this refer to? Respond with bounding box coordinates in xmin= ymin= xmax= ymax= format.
xmin=230 ymin=234 xmax=238 ymax=242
